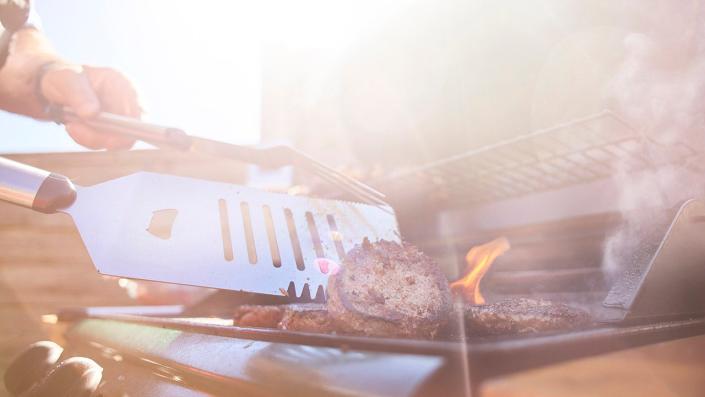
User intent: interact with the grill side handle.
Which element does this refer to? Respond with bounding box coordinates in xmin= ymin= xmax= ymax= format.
xmin=0 ymin=157 xmax=76 ymax=213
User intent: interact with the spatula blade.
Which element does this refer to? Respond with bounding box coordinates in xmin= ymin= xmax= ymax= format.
xmin=63 ymin=172 xmax=399 ymax=298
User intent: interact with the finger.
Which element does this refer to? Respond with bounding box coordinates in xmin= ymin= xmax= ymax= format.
xmin=83 ymin=66 xmax=142 ymax=118
xmin=78 ymin=67 xmax=139 ymax=149
xmin=103 ymin=134 xmax=135 ymax=150
xmin=65 ymin=123 xmax=107 ymax=150
xmin=66 ymin=122 xmax=135 ymax=150
xmin=105 ymin=72 xmax=140 ymax=117
xmin=114 ymin=80 xmax=142 ymax=118
xmin=40 ymin=66 xmax=101 ymax=118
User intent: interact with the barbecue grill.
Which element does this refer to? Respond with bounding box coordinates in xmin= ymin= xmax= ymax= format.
xmin=6 ymin=111 xmax=705 ymax=396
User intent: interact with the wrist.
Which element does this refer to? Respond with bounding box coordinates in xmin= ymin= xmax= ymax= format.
xmin=0 ymin=28 xmax=61 ymax=118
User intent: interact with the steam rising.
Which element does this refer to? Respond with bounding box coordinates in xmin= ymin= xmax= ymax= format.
xmin=603 ymin=2 xmax=705 ymax=278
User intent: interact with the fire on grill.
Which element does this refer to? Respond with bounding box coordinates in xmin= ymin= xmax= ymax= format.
xmin=451 ymin=237 xmax=511 ymax=305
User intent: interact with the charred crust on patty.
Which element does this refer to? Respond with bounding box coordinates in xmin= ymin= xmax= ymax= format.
xmin=461 ymin=298 xmax=591 ymax=336
xmin=234 ymin=304 xmax=334 ymax=333
xmin=278 ymin=304 xmax=335 ymax=333
xmin=327 ymin=239 xmax=453 ymax=339
xmin=233 ymin=305 xmax=284 ymax=328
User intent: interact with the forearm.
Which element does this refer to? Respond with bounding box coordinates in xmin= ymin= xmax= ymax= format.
xmin=0 ymin=28 xmax=62 ymax=118
xmin=0 ymin=3 xmax=139 ymax=150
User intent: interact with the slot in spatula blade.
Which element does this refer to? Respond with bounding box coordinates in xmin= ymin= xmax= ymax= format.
xmin=63 ymin=172 xmax=400 ymax=298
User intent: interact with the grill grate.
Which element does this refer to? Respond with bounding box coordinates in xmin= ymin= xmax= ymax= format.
xmin=378 ymin=111 xmax=700 ymax=208
xmin=65 ymin=312 xmax=705 ymax=386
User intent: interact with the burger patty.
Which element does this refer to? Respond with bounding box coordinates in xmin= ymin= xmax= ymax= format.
xmin=233 ymin=303 xmax=333 ymax=333
xmin=279 ymin=305 xmax=335 ymax=333
xmin=234 ymin=242 xmax=588 ymax=339
xmin=461 ymin=298 xmax=591 ymax=336
xmin=327 ymin=239 xmax=453 ymax=339
xmin=233 ymin=304 xmax=283 ymax=328
xmin=233 ymin=298 xmax=590 ymax=338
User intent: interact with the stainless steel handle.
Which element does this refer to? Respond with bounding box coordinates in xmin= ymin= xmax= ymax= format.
xmin=59 ymin=108 xmax=193 ymax=151
xmin=0 ymin=157 xmax=76 ymax=213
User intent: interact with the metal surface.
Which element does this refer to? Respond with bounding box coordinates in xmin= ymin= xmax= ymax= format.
xmin=378 ymin=111 xmax=700 ymax=209
xmin=63 ymin=172 xmax=400 ymax=297
xmin=66 ymin=317 xmax=445 ymax=397
xmin=600 ymin=199 xmax=705 ymax=322
xmin=62 ymin=312 xmax=705 ymax=396
xmin=0 ymin=156 xmax=50 ymax=208
xmin=58 ymin=107 xmax=387 ymax=206
xmin=441 ymin=198 xmax=705 ymax=323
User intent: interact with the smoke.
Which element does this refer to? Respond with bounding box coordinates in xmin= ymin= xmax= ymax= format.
xmin=602 ymin=1 xmax=705 ymax=278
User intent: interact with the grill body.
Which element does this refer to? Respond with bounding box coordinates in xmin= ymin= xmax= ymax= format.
xmin=24 ymin=112 xmax=705 ymax=396
xmin=58 ymin=311 xmax=705 ymax=397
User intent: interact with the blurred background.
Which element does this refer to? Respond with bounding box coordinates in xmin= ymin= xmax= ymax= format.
xmin=4 ymin=0 xmax=663 ymax=165
xmin=6 ymin=0 xmax=699 ymax=172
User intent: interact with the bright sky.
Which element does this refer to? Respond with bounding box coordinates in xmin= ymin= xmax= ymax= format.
xmin=1 ymin=0 xmax=262 ymax=152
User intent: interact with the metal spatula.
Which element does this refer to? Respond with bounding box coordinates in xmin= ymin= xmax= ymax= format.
xmin=0 ymin=157 xmax=400 ymax=298
xmin=52 ymin=107 xmax=388 ymax=206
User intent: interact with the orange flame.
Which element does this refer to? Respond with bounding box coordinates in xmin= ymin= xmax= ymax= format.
xmin=450 ymin=237 xmax=510 ymax=305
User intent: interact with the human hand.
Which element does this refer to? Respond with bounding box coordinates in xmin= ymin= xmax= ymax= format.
xmin=39 ymin=63 xmax=141 ymax=150
xmin=0 ymin=29 xmax=141 ymax=150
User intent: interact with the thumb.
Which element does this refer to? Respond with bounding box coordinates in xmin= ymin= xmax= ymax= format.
xmin=40 ymin=63 xmax=100 ymax=118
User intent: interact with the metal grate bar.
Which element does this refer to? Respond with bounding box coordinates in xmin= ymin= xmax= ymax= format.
xmin=378 ymin=111 xmax=703 ymax=208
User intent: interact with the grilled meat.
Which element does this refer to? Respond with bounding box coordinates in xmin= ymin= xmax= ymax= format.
xmin=327 ymin=239 xmax=453 ymax=339
xmin=233 ymin=304 xmax=283 ymax=328
xmin=279 ymin=304 xmax=335 ymax=333
xmin=233 ymin=304 xmax=333 ymax=333
xmin=234 ymin=243 xmax=586 ymax=339
xmin=461 ymin=298 xmax=591 ymax=336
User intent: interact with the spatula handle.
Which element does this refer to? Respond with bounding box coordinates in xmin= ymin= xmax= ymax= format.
xmin=0 ymin=157 xmax=76 ymax=213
